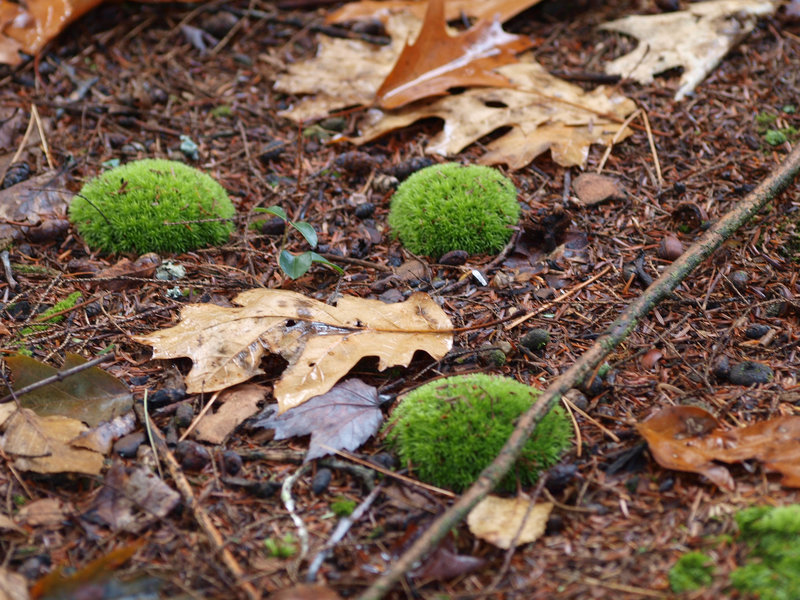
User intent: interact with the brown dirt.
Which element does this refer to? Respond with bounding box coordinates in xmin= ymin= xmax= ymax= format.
xmin=1 ymin=0 xmax=800 ymax=598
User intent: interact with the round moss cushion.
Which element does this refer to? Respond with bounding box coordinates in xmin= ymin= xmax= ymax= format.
xmin=384 ymin=374 xmax=572 ymax=492
xmin=387 ymin=163 xmax=520 ymax=259
xmin=69 ymin=159 xmax=235 ymax=254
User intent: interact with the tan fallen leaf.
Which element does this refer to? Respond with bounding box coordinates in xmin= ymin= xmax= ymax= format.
xmin=87 ymin=461 xmax=180 ymax=532
xmin=0 ymin=566 xmax=28 ymax=600
xmin=17 ymin=498 xmax=68 ymax=527
xmin=2 ymin=409 xmax=104 ymax=475
xmin=0 ymin=514 xmax=23 ymax=534
xmin=351 ymin=62 xmax=635 ymax=168
xmin=274 ymin=11 xmax=415 ymax=123
xmin=328 ymin=0 xmax=542 ymax=24
xmin=600 ymin=0 xmax=777 ymax=100
xmin=277 ymin=6 xmax=634 ymax=168
xmin=194 ymin=384 xmax=266 ymax=444
xmin=467 ymin=494 xmax=552 ymax=549
xmin=135 ymin=290 xmax=452 ymax=413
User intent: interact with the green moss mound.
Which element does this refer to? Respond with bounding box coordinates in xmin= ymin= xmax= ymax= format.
xmin=383 ymin=374 xmax=572 ymax=492
xmin=387 ymin=163 xmax=519 ymax=259
xmin=730 ymin=505 xmax=800 ymax=600
xmin=69 ymin=159 xmax=235 ymax=254
xmin=669 ymin=552 xmax=714 ymax=593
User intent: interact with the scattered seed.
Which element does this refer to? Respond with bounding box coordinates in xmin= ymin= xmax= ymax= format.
xmin=312 ymin=468 xmax=333 ymax=495
xmin=744 ymin=324 xmax=770 ymax=339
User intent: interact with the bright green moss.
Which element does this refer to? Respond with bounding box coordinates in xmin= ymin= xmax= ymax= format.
xmin=331 ymin=497 xmax=357 ymax=517
xmin=69 ymin=159 xmax=235 ymax=254
xmin=669 ymin=552 xmax=714 ymax=593
xmin=387 ymin=163 xmax=519 ymax=259
xmin=20 ymin=291 xmax=81 ymax=336
xmin=730 ymin=505 xmax=800 ymax=600
xmin=383 ymin=374 xmax=572 ymax=492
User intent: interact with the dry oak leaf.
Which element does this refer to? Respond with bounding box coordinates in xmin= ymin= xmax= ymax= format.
xmin=328 ymin=0 xmax=543 ymax=25
xmin=638 ymin=405 xmax=800 ymax=491
xmin=134 ymin=289 xmax=453 ymax=413
xmin=374 ymin=0 xmax=533 ymax=109
xmin=600 ymin=0 xmax=777 ymax=100
xmin=274 ymin=10 xmax=418 ymax=123
xmin=352 ymin=61 xmax=636 ymax=168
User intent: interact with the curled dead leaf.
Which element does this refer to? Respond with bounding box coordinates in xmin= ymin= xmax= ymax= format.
xmin=638 ymin=406 xmax=800 ymax=490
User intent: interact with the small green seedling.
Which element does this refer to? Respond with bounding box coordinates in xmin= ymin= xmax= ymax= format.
xmin=254 ymin=205 xmax=343 ymax=279
xmin=69 ymin=159 xmax=235 ymax=254
xmin=331 ymin=497 xmax=357 ymax=517
xmin=669 ymin=552 xmax=714 ymax=593
xmin=387 ymin=163 xmax=520 ymax=259
xmin=264 ymin=533 xmax=297 ymax=559
xmin=20 ymin=292 xmax=82 ymax=336
xmin=384 ymin=374 xmax=572 ymax=492
xmin=755 ymin=112 xmax=778 ymax=127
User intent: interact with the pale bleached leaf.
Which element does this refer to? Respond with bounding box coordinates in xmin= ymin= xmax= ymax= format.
xmin=600 ymin=0 xmax=777 ymax=100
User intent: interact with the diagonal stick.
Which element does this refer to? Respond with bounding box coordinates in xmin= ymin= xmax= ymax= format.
xmin=358 ymin=141 xmax=800 ymax=600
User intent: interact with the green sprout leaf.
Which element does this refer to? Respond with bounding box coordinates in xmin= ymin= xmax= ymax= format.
xmin=255 ymin=205 xmax=289 ymax=221
xmin=309 ymin=252 xmax=344 ymax=274
xmin=279 ymin=250 xmax=313 ymax=279
xmin=291 ymin=221 xmax=317 ymax=247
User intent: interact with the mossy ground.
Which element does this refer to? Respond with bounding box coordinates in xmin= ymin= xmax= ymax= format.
xmin=669 ymin=552 xmax=714 ymax=593
xmin=69 ymin=159 xmax=235 ymax=255
xmin=730 ymin=505 xmax=800 ymax=600
xmin=383 ymin=374 xmax=572 ymax=492
xmin=387 ymin=163 xmax=520 ymax=259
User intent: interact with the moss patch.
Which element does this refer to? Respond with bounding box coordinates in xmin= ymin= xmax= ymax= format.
xmin=730 ymin=505 xmax=800 ymax=600
xmin=383 ymin=374 xmax=572 ymax=492
xmin=387 ymin=163 xmax=519 ymax=259
xmin=69 ymin=159 xmax=235 ymax=254
xmin=20 ymin=292 xmax=82 ymax=336
xmin=669 ymin=552 xmax=714 ymax=593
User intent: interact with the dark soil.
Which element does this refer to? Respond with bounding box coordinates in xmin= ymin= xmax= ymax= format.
xmin=1 ymin=0 xmax=800 ymax=598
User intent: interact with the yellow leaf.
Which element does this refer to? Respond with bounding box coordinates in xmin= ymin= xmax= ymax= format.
xmin=467 ymin=494 xmax=552 ymax=549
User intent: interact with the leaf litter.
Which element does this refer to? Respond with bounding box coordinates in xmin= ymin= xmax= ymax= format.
xmin=135 ymin=289 xmax=453 ymax=413
xmin=600 ymin=0 xmax=778 ymax=100
xmin=638 ymin=405 xmax=800 ymax=490
xmin=0 ymin=0 xmax=798 ymax=597
xmin=6 ymin=352 xmax=132 ymax=427
xmin=276 ymin=0 xmax=636 ymax=168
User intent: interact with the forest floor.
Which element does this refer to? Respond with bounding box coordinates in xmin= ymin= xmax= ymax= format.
xmin=1 ymin=0 xmax=800 ymax=598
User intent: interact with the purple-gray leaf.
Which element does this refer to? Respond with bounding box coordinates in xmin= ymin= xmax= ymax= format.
xmin=252 ymin=379 xmax=383 ymax=462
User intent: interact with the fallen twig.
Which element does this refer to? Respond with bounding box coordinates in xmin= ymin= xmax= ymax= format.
xmin=306 ymin=483 xmax=383 ymax=582
xmin=0 ymin=353 xmax=115 ymax=404
xmin=358 ymin=142 xmax=800 ymax=600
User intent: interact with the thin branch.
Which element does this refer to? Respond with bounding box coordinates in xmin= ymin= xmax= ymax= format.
xmin=358 ymin=142 xmax=800 ymax=600
xmin=0 ymin=353 xmax=115 ymax=404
